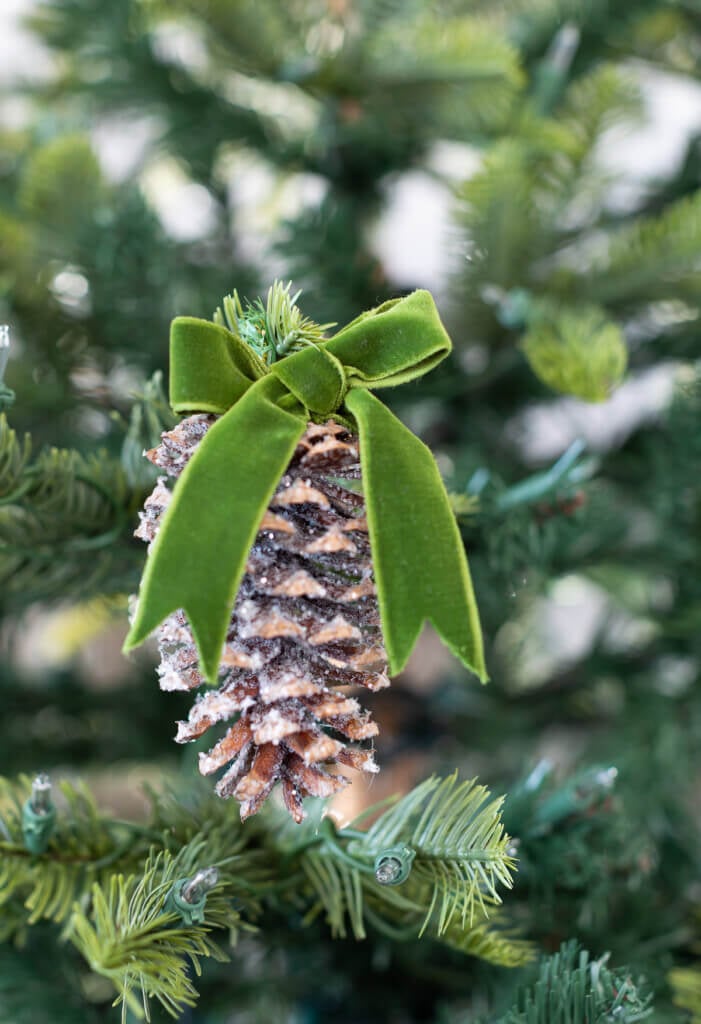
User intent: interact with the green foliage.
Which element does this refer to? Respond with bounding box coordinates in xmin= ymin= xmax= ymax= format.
xmin=439 ymin=913 xmax=534 ymax=968
xmin=120 ymin=372 xmax=177 ymax=490
xmin=17 ymin=135 xmax=103 ymax=235
xmin=453 ymin=61 xmax=641 ymax=328
xmin=451 ymin=55 xmax=698 ymax=401
xmin=668 ymin=906 xmax=701 ymax=1023
xmin=557 ymin=62 xmax=641 ymax=153
xmin=0 ymin=126 xmax=252 ymax=445
xmin=0 ymin=776 xmax=263 ymax=940
xmin=574 ymin=191 xmax=701 ymax=307
xmin=521 ymin=303 xmax=627 ymax=401
xmin=500 ymin=758 xmax=668 ymax=946
xmin=0 ymin=415 xmax=30 ymax=495
xmin=507 ymin=0 xmax=699 ymax=76
xmin=355 ymin=774 xmax=515 ymax=933
xmin=214 ymin=280 xmax=335 ymax=364
xmin=68 ymin=852 xmax=228 ymax=1021
xmin=0 ymin=938 xmax=102 ymax=1024
xmin=669 ymin=965 xmax=701 ymax=1023
xmin=363 ymin=14 xmax=523 ymax=133
xmin=491 ymin=941 xmax=653 ymax=1024
xmin=290 ymin=773 xmax=523 ymax=969
xmin=275 ymin=194 xmax=392 ymax=327
xmin=0 ymin=772 xmax=525 ymax=1017
xmin=0 ymin=415 xmax=134 ymax=608
xmin=0 ymin=775 xmax=120 ymax=930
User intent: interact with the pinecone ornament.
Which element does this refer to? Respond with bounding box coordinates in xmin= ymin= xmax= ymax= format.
xmin=135 ymin=414 xmax=388 ymax=822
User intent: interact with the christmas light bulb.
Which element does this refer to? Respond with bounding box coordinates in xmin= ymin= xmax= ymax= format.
xmin=31 ymin=773 xmax=53 ymax=815
xmin=181 ymin=866 xmax=219 ymax=904
xmin=0 ymin=326 xmax=9 ymax=378
xmin=374 ymin=845 xmax=415 ymax=886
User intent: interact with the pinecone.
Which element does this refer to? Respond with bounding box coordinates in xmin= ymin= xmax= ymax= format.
xmin=135 ymin=414 xmax=388 ymax=822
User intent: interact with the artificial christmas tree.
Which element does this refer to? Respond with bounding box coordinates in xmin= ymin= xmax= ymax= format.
xmin=2 ymin=2 xmax=701 ymax=1021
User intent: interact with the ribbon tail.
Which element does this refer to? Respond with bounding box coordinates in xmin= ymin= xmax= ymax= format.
xmin=124 ymin=378 xmax=306 ymax=683
xmin=345 ymin=390 xmax=487 ymax=681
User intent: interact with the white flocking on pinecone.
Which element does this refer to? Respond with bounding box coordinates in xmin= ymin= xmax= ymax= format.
xmin=134 ymin=415 xmax=389 ymax=822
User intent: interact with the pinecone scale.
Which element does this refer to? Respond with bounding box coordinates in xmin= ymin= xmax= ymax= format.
xmin=135 ymin=415 xmax=388 ymax=822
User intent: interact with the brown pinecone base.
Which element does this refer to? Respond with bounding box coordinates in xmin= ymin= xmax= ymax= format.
xmin=135 ymin=416 xmax=388 ymax=822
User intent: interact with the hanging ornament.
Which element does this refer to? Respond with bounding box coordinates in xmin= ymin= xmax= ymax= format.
xmin=126 ymin=284 xmax=486 ymax=821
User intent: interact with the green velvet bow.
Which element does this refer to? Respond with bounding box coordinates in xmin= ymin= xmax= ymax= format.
xmin=124 ymin=290 xmax=486 ymax=684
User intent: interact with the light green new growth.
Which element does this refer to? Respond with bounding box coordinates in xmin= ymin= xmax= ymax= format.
xmin=0 ymin=414 xmax=30 ymax=494
xmin=669 ymin=907 xmax=701 ymax=1024
xmin=17 ymin=134 xmax=103 ymax=232
xmin=522 ymin=304 xmax=627 ymax=402
xmin=214 ymin=280 xmax=335 ymax=364
xmin=440 ymin=912 xmax=533 ymax=968
xmin=67 ymin=851 xmax=228 ymax=1022
xmin=670 ymin=965 xmax=701 ymax=1023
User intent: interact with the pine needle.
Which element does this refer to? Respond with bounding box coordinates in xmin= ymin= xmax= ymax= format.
xmin=214 ymin=281 xmax=335 ymax=364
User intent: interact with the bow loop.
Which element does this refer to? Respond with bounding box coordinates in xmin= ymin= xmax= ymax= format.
xmin=269 ymin=343 xmax=347 ymax=417
xmin=170 ymin=317 xmax=265 ymax=415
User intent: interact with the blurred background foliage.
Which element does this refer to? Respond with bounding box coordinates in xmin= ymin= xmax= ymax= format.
xmin=1 ymin=0 xmax=701 ymax=1021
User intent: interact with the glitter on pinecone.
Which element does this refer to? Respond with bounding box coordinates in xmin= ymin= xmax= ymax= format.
xmin=135 ymin=415 xmax=388 ymax=822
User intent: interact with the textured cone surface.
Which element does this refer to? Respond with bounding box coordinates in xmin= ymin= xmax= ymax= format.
xmin=135 ymin=415 xmax=388 ymax=822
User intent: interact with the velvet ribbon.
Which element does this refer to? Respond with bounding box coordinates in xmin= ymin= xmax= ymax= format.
xmin=124 ymin=290 xmax=486 ymax=684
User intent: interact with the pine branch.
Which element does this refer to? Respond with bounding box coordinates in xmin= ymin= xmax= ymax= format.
xmin=0 ymin=415 xmax=31 ymax=496
xmin=357 ymin=774 xmax=516 ymax=933
xmin=520 ymin=301 xmax=626 ymax=401
xmin=0 ymin=371 xmax=175 ymax=607
xmin=0 ymin=776 xmax=266 ymax=938
xmin=500 ymin=761 xmax=662 ymax=943
xmin=369 ymin=15 xmax=521 ymax=86
xmin=275 ymin=196 xmax=394 ymax=328
xmin=439 ymin=913 xmax=534 ymax=968
xmin=572 ymin=192 xmax=701 ymax=308
xmin=451 ymin=64 xmax=642 ymax=350
xmin=0 ymin=418 xmax=135 ymax=607
xmin=0 ymin=771 xmax=522 ymax=1019
xmin=491 ymin=941 xmax=654 ymax=1024
xmin=557 ymin=63 xmax=641 ymax=154
xmin=456 ymin=138 xmax=549 ymax=317
xmin=294 ymin=774 xmax=518 ymax=944
xmin=0 ymin=775 xmax=121 ymax=929
xmin=301 ymin=843 xmax=367 ymax=940
xmin=67 ymin=850 xmax=230 ymax=1022
xmin=214 ymin=281 xmax=335 ymax=365
xmin=28 ymin=0 xmax=276 ymax=169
